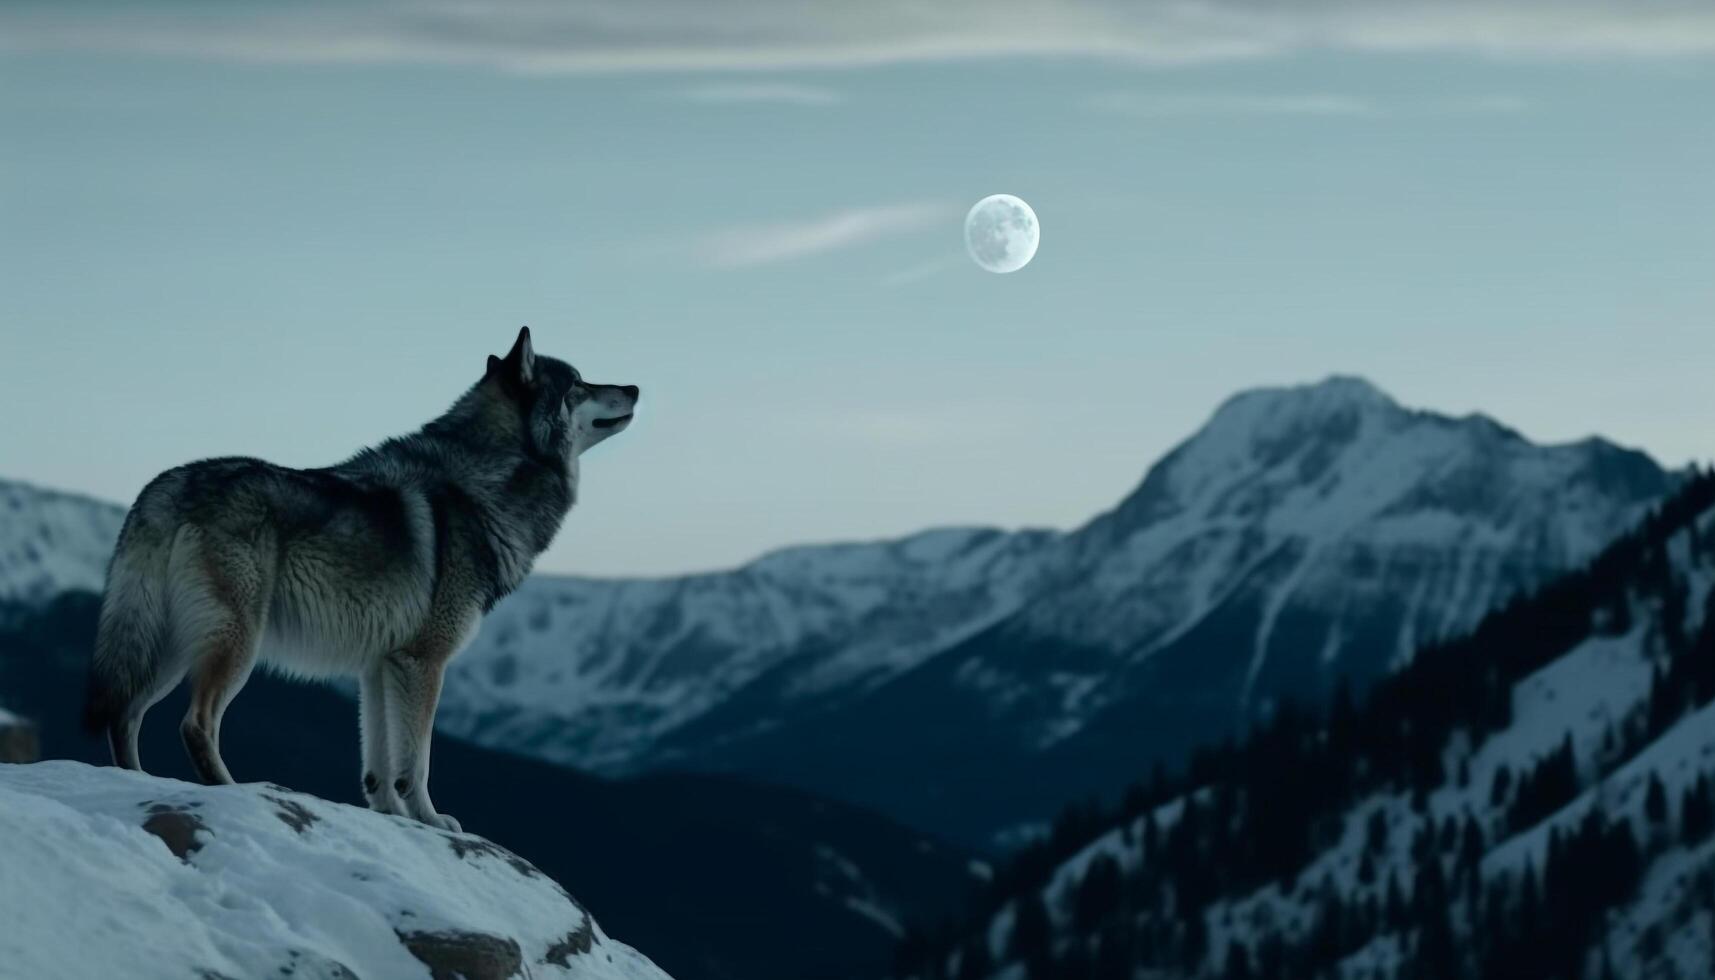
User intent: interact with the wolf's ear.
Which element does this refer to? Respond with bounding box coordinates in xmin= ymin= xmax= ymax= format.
xmin=488 ymin=326 xmax=535 ymax=386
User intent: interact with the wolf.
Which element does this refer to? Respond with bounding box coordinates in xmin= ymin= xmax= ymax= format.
xmin=82 ymin=327 xmax=637 ymax=830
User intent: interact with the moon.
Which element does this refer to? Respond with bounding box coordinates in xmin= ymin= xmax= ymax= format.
xmin=964 ymin=194 xmax=1039 ymax=274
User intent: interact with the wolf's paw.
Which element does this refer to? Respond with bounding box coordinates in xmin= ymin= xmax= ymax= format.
xmin=366 ymin=797 xmax=408 ymax=818
xmin=427 ymin=812 xmax=462 ymax=833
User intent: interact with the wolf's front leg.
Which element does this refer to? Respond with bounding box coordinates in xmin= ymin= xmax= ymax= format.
xmin=382 ymin=650 xmax=460 ymax=833
xmin=359 ymin=663 xmax=409 ymax=817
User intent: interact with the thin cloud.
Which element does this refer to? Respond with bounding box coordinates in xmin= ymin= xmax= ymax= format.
xmin=700 ymin=203 xmax=950 ymax=269
xmin=1436 ymin=94 xmax=1534 ymax=114
xmin=1086 ymin=91 xmax=1536 ymax=118
xmin=664 ymin=82 xmax=843 ymax=106
xmin=881 ymin=254 xmax=967 ymax=287
xmin=1088 ymin=92 xmax=1379 ymax=117
xmin=3 ymin=2 xmax=1714 ymax=73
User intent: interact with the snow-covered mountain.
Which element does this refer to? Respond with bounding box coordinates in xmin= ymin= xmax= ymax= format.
xmin=894 ymin=471 xmax=1715 ymax=980
xmin=0 ymin=479 xmax=123 ymax=615
xmin=1019 ymin=375 xmax=1662 ymax=698
xmin=599 ymin=377 xmax=1673 ymax=845
xmin=0 ymin=761 xmax=670 ymax=980
xmin=0 ymin=377 xmax=1676 ymax=848
xmin=436 ymin=526 xmax=1056 ymax=771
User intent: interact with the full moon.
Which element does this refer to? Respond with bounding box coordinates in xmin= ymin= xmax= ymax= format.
xmin=964 ymin=194 xmax=1039 ymax=274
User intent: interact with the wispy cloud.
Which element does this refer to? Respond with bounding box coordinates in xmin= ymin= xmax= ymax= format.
xmin=2 ymin=2 xmax=1713 ymax=73
xmin=664 ymin=82 xmax=842 ymax=106
xmin=699 ymin=203 xmax=950 ymax=269
xmin=881 ymin=254 xmax=966 ymax=287
xmin=1088 ymin=92 xmax=1379 ymax=117
xmin=1086 ymin=91 xmax=1535 ymax=118
xmin=1435 ymin=94 xmax=1534 ymax=115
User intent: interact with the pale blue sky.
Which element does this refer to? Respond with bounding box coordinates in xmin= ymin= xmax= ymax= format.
xmin=2 ymin=3 xmax=1713 ymax=575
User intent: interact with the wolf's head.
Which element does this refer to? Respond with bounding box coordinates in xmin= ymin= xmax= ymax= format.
xmin=483 ymin=327 xmax=639 ymax=463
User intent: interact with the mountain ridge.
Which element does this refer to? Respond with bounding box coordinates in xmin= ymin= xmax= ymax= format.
xmin=616 ymin=377 xmax=1674 ymax=844
xmin=892 ymin=469 xmax=1715 ymax=980
xmin=0 ymin=376 xmax=1678 ymax=848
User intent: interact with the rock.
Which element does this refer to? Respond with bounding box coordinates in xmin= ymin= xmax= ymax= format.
xmin=0 ymin=761 xmax=671 ymax=979
xmin=0 ymin=708 xmax=39 ymax=763
xmin=396 ymin=929 xmax=523 ymax=980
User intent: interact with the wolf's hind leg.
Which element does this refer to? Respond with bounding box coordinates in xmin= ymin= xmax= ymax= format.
xmin=108 ymin=673 xmax=186 ymax=772
xmin=176 ymin=540 xmax=268 ymax=787
xmin=180 ymin=616 xmax=261 ymax=786
xmin=359 ymin=662 xmax=406 ymax=815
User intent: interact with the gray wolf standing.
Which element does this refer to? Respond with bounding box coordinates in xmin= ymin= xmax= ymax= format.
xmin=83 ymin=328 xmax=637 ymax=830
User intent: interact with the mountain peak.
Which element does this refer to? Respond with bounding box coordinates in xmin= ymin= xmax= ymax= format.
xmin=1220 ymin=374 xmax=1395 ymax=416
xmin=1078 ymin=375 xmax=1670 ymax=651
xmin=1214 ymin=374 xmax=1399 ymax=428
xmin=1191 ymin=375 xmax=1403 ymax=468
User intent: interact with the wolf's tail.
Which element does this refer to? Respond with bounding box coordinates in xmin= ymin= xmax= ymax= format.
xmin=82 ymin=509 xmax=175 ymax=761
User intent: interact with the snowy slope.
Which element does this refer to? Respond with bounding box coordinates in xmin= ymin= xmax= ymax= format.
xmin=904 ymin=473 xmax=1715 ymax=980
xmin=435 ymin=525 xmax=1056 ymax=772
xmin=975 ymin=375 xmax=1670 ymax=749
xmin=0 ymin=761 xmax=669 ymax=980
xmin=0 ymin=479 xmax=123 ymax=613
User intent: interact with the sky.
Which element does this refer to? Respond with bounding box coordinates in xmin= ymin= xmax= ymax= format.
xmin=2 ymin=1 xmax=1713 ymax=577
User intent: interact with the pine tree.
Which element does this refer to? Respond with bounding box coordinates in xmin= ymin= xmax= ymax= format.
xmin=1459 ymin=814 xmax=1484 ymax=880
xmin=1684 ymin=775 xmax=1715 ymax=843
xmin=1074 ymin=855 xmax=1122 ymax=934
xmin=1646 ymin=772 xmax=1670 ymax=838
xmin=1490 ymin=765 xmax=1512 ymax=807
xmin=1358 ymin=809 xmax=1380 ymax=855
xmin=1357 ymin=850 xmax=1376 ymax=887
xmin=1384 ymin=870 xmax=1409 ymax=932
xmin=955 ymin=937 xmax=993 ymax=980
xmin=1222 ymin=940 xmax=1254 ymax=980
xmin=1010 ymin=893 xmax=1053 ymax=968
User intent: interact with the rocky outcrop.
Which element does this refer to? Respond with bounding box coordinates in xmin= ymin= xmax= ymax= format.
xmin=0 ymin=761 xmax=671 ymax=979
xmin=0 ymin=708 xmax=38 ymax=763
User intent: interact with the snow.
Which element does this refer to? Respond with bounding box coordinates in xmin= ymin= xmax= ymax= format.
xmin=1200 ymin=519 xmax=1715 ymax=976
xmin=1198 ymin=625 xmax=1666 ymax=964
xmin=0 ymin=479 xmax=124 ymax=609
xmin=1042 ymin=796 xmax=1191 ymax=914
xmin=1607 ymin=843 xmax=1715 ymax=978
xmin=0 ymin=761 xmax=670 ymax=980
xmin=974 ymin=796 xmax=1194 ymax=963
xmin=1470 ymin=628 xmax=1656 ymax=806
xmin=1008 ymin=379 xmax=1662 ymax=725
xmin=437 ymin=524 xmax=1059 ymax=773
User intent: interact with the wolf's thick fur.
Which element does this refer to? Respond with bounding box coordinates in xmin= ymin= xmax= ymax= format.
xmin=83 ymin=328 xmax=637 ymax=829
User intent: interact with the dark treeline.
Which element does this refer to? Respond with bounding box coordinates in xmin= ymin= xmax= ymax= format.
xmin=896 ymin=467 xmax=1715 ymax=980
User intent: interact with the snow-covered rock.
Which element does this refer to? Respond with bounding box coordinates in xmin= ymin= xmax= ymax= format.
xmin=0 ymin=761 xmax=670 ymax=980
